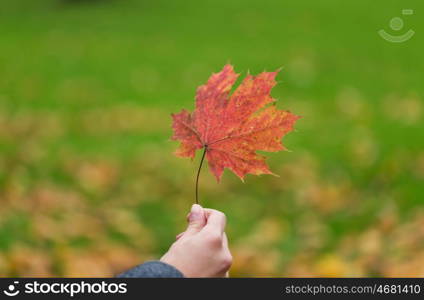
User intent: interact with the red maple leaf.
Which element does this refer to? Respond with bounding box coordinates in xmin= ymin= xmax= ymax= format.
xmin=171 ymin=64 xmax=300 ymax=188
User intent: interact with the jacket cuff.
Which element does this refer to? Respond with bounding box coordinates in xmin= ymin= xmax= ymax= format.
xmin=116 ymin=261 xmax=184 ymax=278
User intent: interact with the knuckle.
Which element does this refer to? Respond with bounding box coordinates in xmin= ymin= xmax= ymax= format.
xmin=221 ymin=253 xmax=233 ymax=270
xmin=210 ymin=209 xmax=225 ymax=219
xmin=206 ymin=232 xmax=222 ymax=246
xmin=217 ymin=211 xmax=226 ymax=222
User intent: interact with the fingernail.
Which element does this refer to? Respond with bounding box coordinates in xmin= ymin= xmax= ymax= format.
xmin=189 ymin=204 xmax=202 ymax=222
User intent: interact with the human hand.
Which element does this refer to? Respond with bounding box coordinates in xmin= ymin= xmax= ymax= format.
xmin=160 ymin=204 xmax=232 ymax=277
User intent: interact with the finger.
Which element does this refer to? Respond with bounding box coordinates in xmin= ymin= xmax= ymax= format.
xmin=202 ymin=208 xmax=226 ymax=235
xmin=184 ymin=204 xmax=207 ymax=236
xmin=177 ymin=208 xmax=204 ymax=240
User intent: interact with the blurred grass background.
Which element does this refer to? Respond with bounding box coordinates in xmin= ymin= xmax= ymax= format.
xmin=0 ymin=0 xmax=423 ymax=277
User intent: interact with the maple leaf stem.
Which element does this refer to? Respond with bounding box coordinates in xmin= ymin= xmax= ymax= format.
xmin=195 ymin=146 xmax=207 ymax=204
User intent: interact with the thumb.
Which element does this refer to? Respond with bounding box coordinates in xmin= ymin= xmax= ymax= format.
xmin=184 ymin=204 xmax=206 ymax=236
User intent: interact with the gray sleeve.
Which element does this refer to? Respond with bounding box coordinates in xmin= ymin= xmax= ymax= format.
xmin=116 ymin=261 xmax=184 ymax=278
